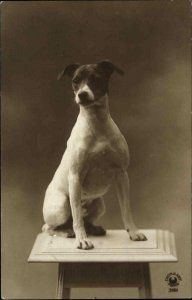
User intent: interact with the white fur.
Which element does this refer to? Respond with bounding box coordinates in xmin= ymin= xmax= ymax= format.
xmin=43 ymin=93 xmax=147 ymax=250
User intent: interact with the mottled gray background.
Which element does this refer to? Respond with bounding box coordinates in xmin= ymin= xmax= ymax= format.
xmin=2 ymin=1 xmax=191 ymax=299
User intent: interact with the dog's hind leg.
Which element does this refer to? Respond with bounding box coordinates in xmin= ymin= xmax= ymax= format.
xmin=83 ymin=198 xmax=106 ymax=236
xmin=42 ymin=190 xmax=72 ymax=236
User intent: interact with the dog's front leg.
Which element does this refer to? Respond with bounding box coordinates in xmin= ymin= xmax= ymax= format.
xmin=115 ymin=170 xmax=147 ymax=241
xmin=68 ymin=172 xmax=94 ymax=249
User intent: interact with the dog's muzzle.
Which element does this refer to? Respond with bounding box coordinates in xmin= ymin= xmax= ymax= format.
xmin=76 ymin=86 xmax=95 ymax=106
xmin=78 ymin=92 xmax=93 ymax=106
xmin=78 ymin=91 xmax=89 ymax=102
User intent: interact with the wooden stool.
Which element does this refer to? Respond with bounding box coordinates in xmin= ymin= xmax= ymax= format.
xmin=28 ymin=230 xmax=177 ymax=299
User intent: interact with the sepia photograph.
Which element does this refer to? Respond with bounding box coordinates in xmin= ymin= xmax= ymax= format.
xmin=1 ymin=0 xmax=191 ymax=299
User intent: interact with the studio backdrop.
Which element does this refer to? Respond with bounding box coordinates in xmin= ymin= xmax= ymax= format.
xmin=2 ymin=1 xmax=191 ymax=299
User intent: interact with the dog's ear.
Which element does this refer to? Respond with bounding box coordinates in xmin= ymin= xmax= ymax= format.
xmin=97 ymin=60 xmax=124 ymax=78
xmin=57 ymin=63 xmax=80 ymax=80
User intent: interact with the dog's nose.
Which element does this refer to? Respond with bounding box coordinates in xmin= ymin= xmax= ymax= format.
xmin=78 ymin=91 xmax=88 ymax=102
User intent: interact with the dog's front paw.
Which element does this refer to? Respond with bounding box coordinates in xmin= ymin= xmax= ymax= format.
xmin=76 ymin=237 xmax=94 ymax=250
xmin=129 ymin=230 xmax=147 ymax=241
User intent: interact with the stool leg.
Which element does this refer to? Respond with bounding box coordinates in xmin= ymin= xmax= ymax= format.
xmin=56 ymin=263 xmax=71 ymax=299
xmin=138 ymin=263 xmax=152 ymax=299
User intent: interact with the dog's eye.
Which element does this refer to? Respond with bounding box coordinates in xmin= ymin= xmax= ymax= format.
xmin=72 ymin=78 xmax=80 ymax=91
xmin=72 ymin=84 xmax=78 ymax=92
xmin=72 ymin=78 xmax=80 ymax=84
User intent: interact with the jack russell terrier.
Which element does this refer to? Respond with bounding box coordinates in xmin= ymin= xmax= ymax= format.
xmin=42 ymin=60 xmax=147 ymax=250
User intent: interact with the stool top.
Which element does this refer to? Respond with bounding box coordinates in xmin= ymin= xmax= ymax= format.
xmin=28 ymin=230 xmax=177 ymax=263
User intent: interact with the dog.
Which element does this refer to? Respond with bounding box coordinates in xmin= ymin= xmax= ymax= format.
xmin=42 ymin=60 xmax=147 ymax=250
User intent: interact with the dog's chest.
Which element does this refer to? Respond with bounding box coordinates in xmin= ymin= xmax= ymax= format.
xmin=89 ymin=117 xmax=129 ymax=170
xmin=81 ymin=135 xmax=128 ymax=198
xmin=68 ymin=115 xmax=129 ymax=197
xmin=82 ymin=134 xmax=129 ymax=194
xmin=88 ymin=136 xmax=128 ymax=170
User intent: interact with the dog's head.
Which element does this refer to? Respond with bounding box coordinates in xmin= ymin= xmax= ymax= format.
xmin=57 ymin=60 xmax=124 ymax=107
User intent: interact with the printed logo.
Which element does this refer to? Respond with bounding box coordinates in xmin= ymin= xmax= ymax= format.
xmin=165 ymin=272 xmax=182 ymax=292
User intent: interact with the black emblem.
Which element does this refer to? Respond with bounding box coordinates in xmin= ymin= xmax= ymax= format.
xmin=165 ymin=272 xmax=182 ymax=292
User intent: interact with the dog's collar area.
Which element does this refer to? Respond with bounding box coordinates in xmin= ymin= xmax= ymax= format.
xmin=79 ymin=95 xmax=110 ymax=120
xmin=79 ymin=99 xmax=95 ymax=107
